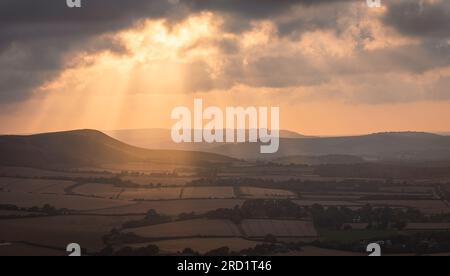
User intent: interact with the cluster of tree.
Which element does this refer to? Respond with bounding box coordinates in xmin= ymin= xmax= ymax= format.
xmin=122 ymin=209 xmax=172 ymax=228
xmin=391 ymin=231 xmax=450 ymax=255
xmin=102 ymin=229 xmax=147 ymax=245
xmin=205 ymin=199 xmax=308 ymax=224
xmin=310 ymin=204 xmax=424 ymax=230
xmin=180 ymin=239 xmax=306 ymax=256
xmin=316 ymin=163 xmax=450 ymax=179
xmin=0 ymin=203 xmax=68 ymax=216
xmin=314 ymin=231 xmax=450 ymax=255
xmin=188 ymin=177 xmax=395 ymax=194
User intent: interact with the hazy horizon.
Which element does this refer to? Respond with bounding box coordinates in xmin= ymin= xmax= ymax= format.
xmin=2 ymin=127 xmax=450 ymax=138
xmin=1 ymin=1 xmax=450 ymax=136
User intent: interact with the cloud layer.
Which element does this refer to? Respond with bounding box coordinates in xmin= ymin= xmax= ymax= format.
xmin=1 ymin=0 xmax=450 ymax=105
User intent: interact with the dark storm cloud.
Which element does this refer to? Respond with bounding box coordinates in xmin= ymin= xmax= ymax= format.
xmin=0 ymin=0 xmax=354 ymax=103
xmin=185 ymin=0 xmax=351 ymax=19
xmin=0 ymin=0 xmax=181 ymax=103
xmin=384 ymin=0 xmax=450 ymax=38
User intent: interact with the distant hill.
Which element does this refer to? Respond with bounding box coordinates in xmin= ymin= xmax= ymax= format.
xmin=0 ymin=130 xmax=234 ymax=169
xmin=273 ymin=155 xmax=365 ymax=165
xmin=105 ymin=128 xmax=311 ymax=150
xmin=209 ymin=132 xmax=450 ymax=161
xmin=104 ymin=130 xmax=450 ymax=162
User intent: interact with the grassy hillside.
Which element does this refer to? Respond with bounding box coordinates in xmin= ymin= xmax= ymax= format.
xmin=0 ymin=129 xmax=234 ymax=169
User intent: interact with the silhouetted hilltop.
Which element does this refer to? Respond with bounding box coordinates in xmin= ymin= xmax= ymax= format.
xmin=0 ymin=129 xmax=234 ymax=169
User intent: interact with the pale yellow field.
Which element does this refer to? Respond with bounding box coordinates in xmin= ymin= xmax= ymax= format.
xmin=0 ymin=215 xmax=143 ymax=252
xmin=241 ymin=219 xmax=318 ymax=238
xmin=36 ymin=182 xmax=76 ymax=195
xmin=121 ymin=176 xmax=195 ymax=186
xmin=239 ymin=187 xmax=296 ymax=199
xmin=0 ymin=192 xmax=131 ymax=211
xmin=0 ymin=177 xmax=75 ymax=194
xmin=182 ymin=187 xmax=235 ymax=199
xmin=74 ymin=183 xmax=122 ymax=199
xmin=120 ymin=188 xmax=182 ymax=201
xmin=88 ymin=199 xmax=245 ymax=216
xmin=123 ymin=219 xmax=241 ymax=238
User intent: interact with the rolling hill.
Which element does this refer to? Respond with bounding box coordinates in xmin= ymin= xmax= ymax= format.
xmin=104 ymin=128 xmax=311 ymax=151
xmin=0 ymin=130 xmax=234 ymax=169
xmin=210 ymin=132 xmax=450 ymax=161
xmin=107 ymin=130 xmax=450 ymax=162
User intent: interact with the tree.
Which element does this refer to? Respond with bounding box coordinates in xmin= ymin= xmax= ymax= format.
xmin=205 ymin=247 xmax=230 ymax=256
xmin=264 ymin=234 xmax=278 ymax=244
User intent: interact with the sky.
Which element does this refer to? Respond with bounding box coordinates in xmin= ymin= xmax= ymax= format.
xmin=0 ymin=0 xmax=450 ymax=136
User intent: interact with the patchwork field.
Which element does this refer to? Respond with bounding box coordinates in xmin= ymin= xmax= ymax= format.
xmin=406 ymin=223 xmax=450 ymax=230
xmin=380 ymin=186 xmax=435 ymax=194
xmin=0 ymin=210 xmax=43 ymax=217
xmin=153 ymin=238 xmax=261 ymax=254
xmin=87 ymin=199 xmax=245 ymax=216
xmin=74 ymin=184 xmax=184 ymax=200
xmin=241 ymin=219 xmax=318 ymax=238
xmin=0 ymin=177 xmax=75 ymax=194
xmin=74 ymin=183 xmax=122 ymax=199
xmin=293 ymin=200 xmax=364 ymax=207
xmin=0 ymin=215 xmax=143 ymax=252
xmin=0 ymin=166 xmax=111 ymax=179
xmin=101 ymin=163 xmax=195 ymax=174
xmin=123 ymin=219 xmax=241 ymax=238
xmin=239 ymin=187 xmax=297 ymax=199
xmin=121 ymin=176 xmax=196 ymax=186
xmin=181 ymin=187 xmax=235 ymax=199
xmin=0 ymin=192 xmax=131 ymax=211
xmin=120 ymin=188 xmax=182 ymax=201
xmin=360 ymin=200 xmax=450 ymax=214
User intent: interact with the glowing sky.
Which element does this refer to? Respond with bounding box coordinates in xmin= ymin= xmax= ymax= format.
xmin=1 ymin=0 xmax=450 ymax=135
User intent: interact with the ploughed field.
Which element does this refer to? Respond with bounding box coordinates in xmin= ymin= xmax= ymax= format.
xmin=2 ymin=165 xmax=450 ymax=256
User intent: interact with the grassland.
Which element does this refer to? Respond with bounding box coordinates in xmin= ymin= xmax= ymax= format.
xmin=0 ymin=215 xmax=143 ymax=252
xmin=1 ymin=160 xmax=450 ymax=256
xmin=239 ymin=187 xmax=296 ymax=199
xmin=318 ymin=229 xmax=399 ymax=243
xmin=87 ymin=199 xmax=245 ymax=216
xmin=241 ymin=219 xmax=318 ymax=238
xmin=0 ymin=192 xmax=131 ymax=211
xmin=154 ymin=238 xmax=261 ymax=254
xmin=123 ymin=219 xmax=241 ymax=238
xmin=182 ymin=187 xmax=235 ymax=199
xmin=0 ymin=177 xmax=75 ymax=194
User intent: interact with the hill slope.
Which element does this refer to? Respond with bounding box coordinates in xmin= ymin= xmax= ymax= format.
xmin=0 ymin=130 xmax=234 ymax=169
xmin=210 ymin=132 xmax=450 ymax=161
xmin=105 ymin=128 xmax=311 ymax=151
